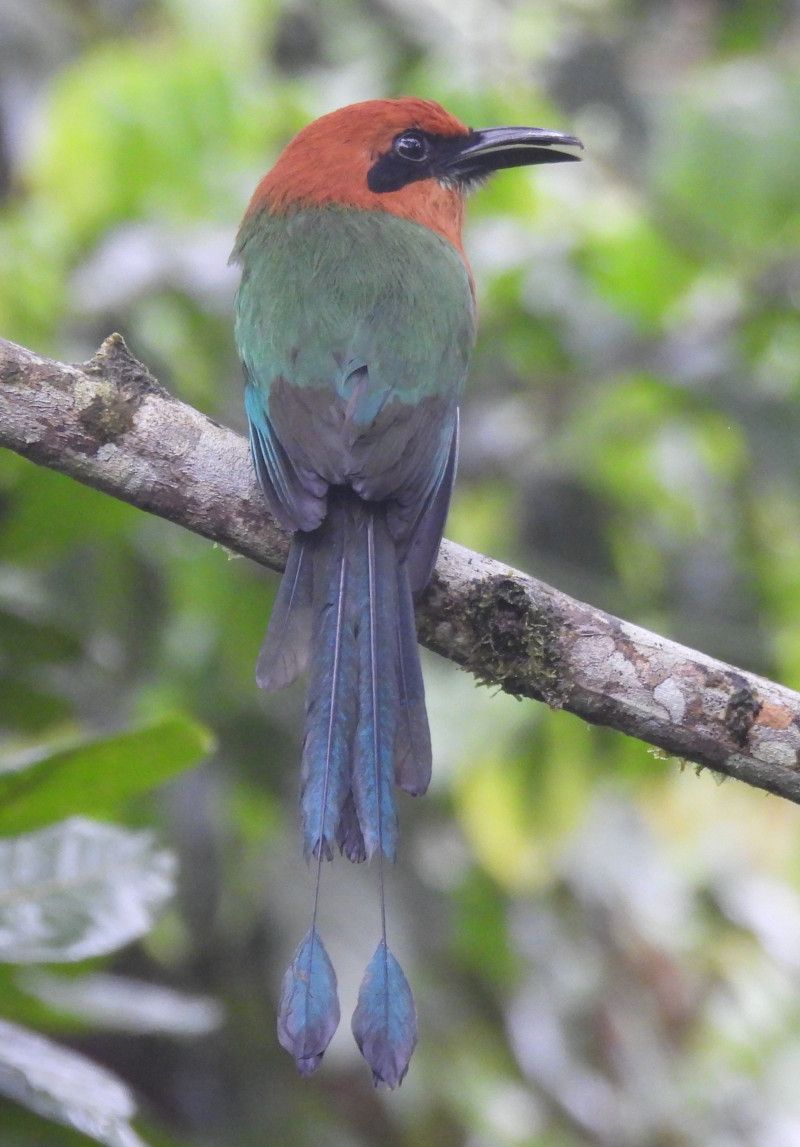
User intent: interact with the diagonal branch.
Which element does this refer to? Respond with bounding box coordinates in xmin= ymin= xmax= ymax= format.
xmin=2 ymin=333 xmax=800 ymax=804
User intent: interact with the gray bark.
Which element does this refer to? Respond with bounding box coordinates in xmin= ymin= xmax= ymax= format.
xmin=3 ymin=333 xmax=799 ymax=804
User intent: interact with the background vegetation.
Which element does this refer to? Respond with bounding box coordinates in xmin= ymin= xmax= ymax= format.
xmin=1 ymin=0 xmax=800 ymax=1143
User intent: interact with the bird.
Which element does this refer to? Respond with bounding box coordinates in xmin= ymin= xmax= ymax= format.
xmin=231 ymin=97 xmax=581 ymax=1087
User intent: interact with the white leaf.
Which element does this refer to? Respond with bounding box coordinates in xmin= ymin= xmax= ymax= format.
xmin=0 ymin=1017 xmax=147 ymax=1147
xmin=0 ymin=818 xmax=175 ymax=962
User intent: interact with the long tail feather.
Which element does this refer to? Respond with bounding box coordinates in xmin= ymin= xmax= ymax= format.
xmin=278 ymin=495 xmax=422 ymax=1085
xmin=336 ymin=789 xmax=366 ymax=863
xmin=300 ymin=511 xmax=357 ymax=859
xmin=394 ymin=565 xmax=432 ymax=796
xmin=256 ymin=538 xmax=312 ymax=691
xmin=352 ymin=940 xmax=417 ymax=1088
xmin=352 ymin=511 xmax=399 ymax=861
xmin=277 ymin=927 xmax=340 ymax=1076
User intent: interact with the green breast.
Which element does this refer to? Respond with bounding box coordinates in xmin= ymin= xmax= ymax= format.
xmin=233 ymin=205 xmax=475 ymax=420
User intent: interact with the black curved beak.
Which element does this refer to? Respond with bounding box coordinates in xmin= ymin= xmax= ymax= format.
xmin=441 ymin=126 xmax=583 ymax=181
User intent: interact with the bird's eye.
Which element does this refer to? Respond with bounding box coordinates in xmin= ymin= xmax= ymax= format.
xmin=393 ymin=132 xmax=429 ymax=162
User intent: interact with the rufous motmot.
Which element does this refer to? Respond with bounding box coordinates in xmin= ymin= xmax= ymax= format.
xmin=232 ymin=97 xmax=581 ymax=1086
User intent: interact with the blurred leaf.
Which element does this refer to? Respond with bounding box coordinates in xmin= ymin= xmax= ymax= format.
xmin=0 ymin=818 xmax=175 ymax=962
xmin=0 ymin=963 xmax=93 ymax=1033
xmin=0 ymin=679 xmax=73 ymax=734
xmin=0 ymin=465 xmax=140 ymax=563
xmin=0 ymin=606 xmax=82 ymax=667
xmin=32 ymin=41 xmax=281 ymax=244
xmin=17 ymin=971 xmax=223 ymax=1037
xmin=0 ymin=207 xmax=69 ymax=347
xmin=569 ymin=373 xmax=747 ymax=548
xmin=453 ymin=868 xmax=517 ymax=987
xmin=455 ymin=752 xmax=546 ymax=892
xmin=0 ymin=1017 xmax=147 ymax=1147
xmin=447 ymin=479 xmax=518 ymax=559
xmin=0 ymin=717 xmax=214 ymax=834
xmin=718 ymin=2 xmax=790 ymax=53
xmin=741 ymin=310 xmax=800 ymax=397
xmin=582 ymin=213 xmax=696 ymax=329
xmin=656 ymin=65 xmax=800 ymax=258
xmin=752 ymin=489 xmax=800 ymax=687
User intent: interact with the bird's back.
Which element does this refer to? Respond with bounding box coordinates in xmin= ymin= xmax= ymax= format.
xmin=234 ymin=204 xmax=474 ymax=536
xmin=233 ymin=96 xmax=581 ymax=1088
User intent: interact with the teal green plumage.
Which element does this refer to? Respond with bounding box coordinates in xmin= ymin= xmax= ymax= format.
xmin=234 ymin=208 xmax=473 ymax=556
xmin=234 ymin=206 xmax=473 ymax=415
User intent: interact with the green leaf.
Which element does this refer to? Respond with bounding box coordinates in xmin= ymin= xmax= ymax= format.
xmin=655 ymin=67 xmax=800 ymax=257
xmin=0 ymin=1017 xmax=147 ymax=1147
xmin=0 ymin=679 xmax=72 ymax=734
xmin=0 ymin=818 xmax=175 ymax=963
xmin=581 ymin=215 xmax=696 ymax=329
xmin=0 ymin=717 xmax=214 ymax=834
xmin=0 ymin=464 xmax=139 ymax=563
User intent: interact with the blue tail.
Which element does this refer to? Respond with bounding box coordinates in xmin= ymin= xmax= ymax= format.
xmin=351 ymin=508 xmax=400 ymax=861
xmin=395 ymin=565 xmax=432 ymax=797
xmin=265 ymin=491 xmax=425 ymax=1083
xmin=256 ymin=539 xmax=312 ymax=691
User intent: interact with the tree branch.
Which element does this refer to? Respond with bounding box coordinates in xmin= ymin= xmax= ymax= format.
xmin=3 ymin=333 xmax=800 ymax=804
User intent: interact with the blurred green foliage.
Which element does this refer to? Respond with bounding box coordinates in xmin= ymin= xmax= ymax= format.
xmin=2 ymin=0 xmax=800 ymax=1144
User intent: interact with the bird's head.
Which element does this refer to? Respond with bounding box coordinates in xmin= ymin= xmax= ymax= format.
xmin=244 ymin=98 xmax=581 ymax=254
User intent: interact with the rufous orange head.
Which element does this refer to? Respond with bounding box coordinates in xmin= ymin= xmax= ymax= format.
xmin=245 ymin=98 xmax=581 ymax=255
